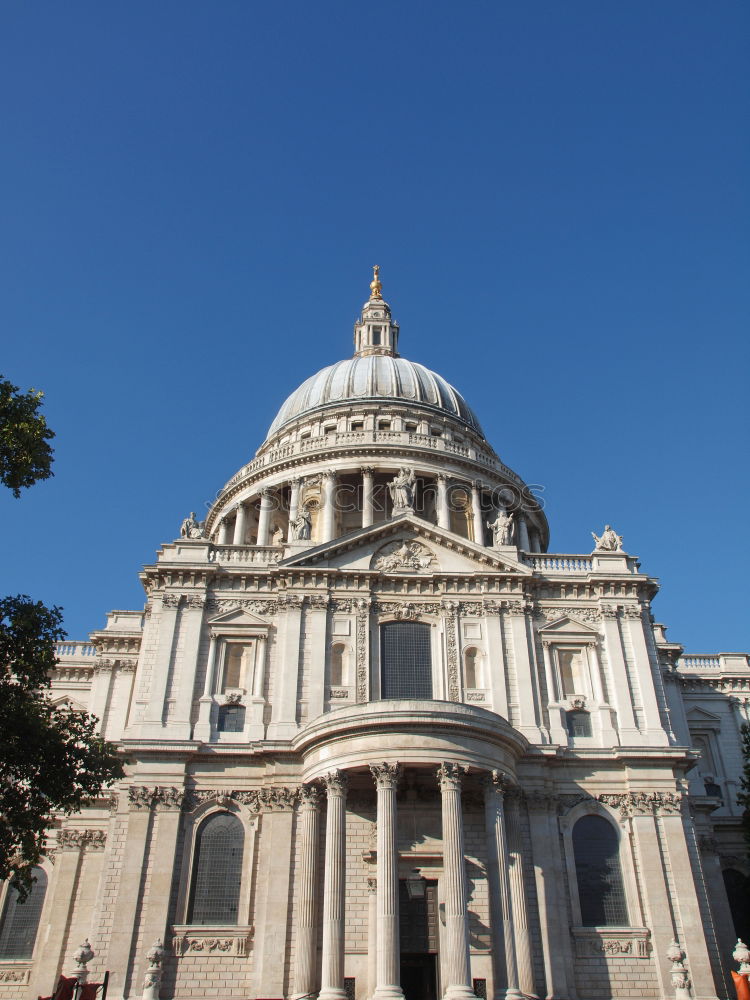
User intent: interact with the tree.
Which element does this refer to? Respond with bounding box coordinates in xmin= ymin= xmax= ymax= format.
xmin=0 ymin=376 xmax=55 ymax=497
xmin=0 ymin=597 xmax=124 ymax=897
xmin=0 ymin=380 xmax=123 ymax=898
xmin=737 ymin=723 xmax=750 ymax=859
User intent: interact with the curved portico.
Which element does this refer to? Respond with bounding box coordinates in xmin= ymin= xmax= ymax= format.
xmin=291 ymin=703 xmax=533 ymax=1000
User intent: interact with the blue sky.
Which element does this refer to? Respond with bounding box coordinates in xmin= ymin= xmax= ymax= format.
xmin=1 ymin=1 xmax=748 ymax=650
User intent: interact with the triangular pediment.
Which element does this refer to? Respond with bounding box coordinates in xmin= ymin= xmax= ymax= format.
xmin=539 ymin=615 xmax=600 ymax=637
xmin=50 ymin=695 xmax=89 ymax=713
xmin=686 ymin=705 xmax=723 ymax=726
xmin=279 ymin=515 xmax=531 ymax=576
xmin=207 ymin=608 xmax=271 ymax=629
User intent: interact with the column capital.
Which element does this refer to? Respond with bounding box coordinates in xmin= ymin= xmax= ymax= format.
xmin=259 ymin=487 xmax=274 ymax=499
xmin=481 ymin=769 xmax=511 ymax=796
xmin=437 ymin=761 xmax=468 ymax=791
xmin=370 ymin=761 xmax=402 ymax=789
xmin=437 ymin=473 xmax=448 ymax=483
xmin=322 ymin=469 xmax=336 ymax=481
xmin=322 ymin=769 xmax=348 ymax=795
xmin=299 ymin=783 xmax=323 ymax=810
xmin=360 ymin=466 xmax=375 ymax=476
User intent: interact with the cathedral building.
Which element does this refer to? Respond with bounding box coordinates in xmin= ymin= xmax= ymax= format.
xmin=1 ymin=271 xmax=748 ymax=1000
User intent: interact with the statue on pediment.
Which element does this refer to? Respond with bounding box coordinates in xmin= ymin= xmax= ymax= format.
xmin=592 ymin=524 xmax=623 ymax=552
xmin=180 ymin=512 xmax=205 ymax=539
xmin=388 ymin=467 xmax=416 ymax=512
xmin=488 ymin=509 xmax=514 ymax=546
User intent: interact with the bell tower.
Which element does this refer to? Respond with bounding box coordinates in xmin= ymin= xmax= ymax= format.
xmin=353 ymin=265 xmax=400 ymax=357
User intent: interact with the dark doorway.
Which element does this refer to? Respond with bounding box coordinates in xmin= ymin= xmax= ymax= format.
xmin=401 ymin=954 xmax=437 ymax=1000
xmin=399 ymin=879 xmax=438 ymax=1000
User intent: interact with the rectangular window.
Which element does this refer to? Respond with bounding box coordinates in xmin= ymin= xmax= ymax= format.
xmin=380 ymin=622 xmax=432 ymax=700
xmin=557 ymin=648 xmax=586 ymax=698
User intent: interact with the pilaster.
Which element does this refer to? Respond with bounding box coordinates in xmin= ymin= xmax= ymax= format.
xmin=267 ymin=593 xmax=303 ymax=740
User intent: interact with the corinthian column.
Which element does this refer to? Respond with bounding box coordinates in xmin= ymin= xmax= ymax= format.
xmin=288 ymin=478 xmax=301 ymax=541
xmin=471 ymin=482 xmax=484 ymax=544
xmin=319 ymin=770 xmax=348 ymax=1000
xmin=257 ymin=489 xmax=274 ymax=546
xmin=505 ymin=792 xmax=536 ymax=998
xmin=361 ymin=467 xmax=375 ymax=528
xmin=232 ymin=501 xmax=247 ymax=545
xmin=437 ymin=475 xmax=450 ymax=530
xmin=437 ymin=762 xmax=474 ymax=1000
xmin=321 ymin=471 xmax=337 ymax=542
xmin=294 ymin=784 xmax=323 ymax=999
xmin=370 ymin=762 xmax=404 ymax=1000
xmin=482 ymin=771 xmax=521 ymax=1000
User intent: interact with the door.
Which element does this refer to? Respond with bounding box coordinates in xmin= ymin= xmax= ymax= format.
xmin=399 ymin=879 xmax=438 ymax=1000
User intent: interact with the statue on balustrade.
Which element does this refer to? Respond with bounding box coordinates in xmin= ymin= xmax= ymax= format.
xmin=180 ymin=512 xmax=205 ymax=539
xmin=592 ymin=524 xmax=623 ymax=551
xmin=292 ymin=508 xmax=312 ymax=540
xmin=388 ymin=467 xmax=416 ymax=511
xmin=488 ymin=509 xmax=514 ymax=546
xmin=271 ymin=523 xmax=285 ymax=546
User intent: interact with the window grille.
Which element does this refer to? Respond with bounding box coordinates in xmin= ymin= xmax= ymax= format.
xmin=0 ymin=867 xmax=47 ymax=959
xmin=573 ymin=815 xmax=628 ymax=926
xmin=217 ymin=704 xmax=246 ymax=732
xmin=380 ymin=622 xmax=432 ymax=700
xmin=473 ymin=979 xmax=487 ymax=999
xmin=187 ymin=813 xmax=243 ymax=925
xmin=567 ymin=710 xmax=592 ymax=737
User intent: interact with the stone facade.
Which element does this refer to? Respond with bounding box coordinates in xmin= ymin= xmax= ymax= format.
xmin=1 ymin=274 xmax=747 ymax=1000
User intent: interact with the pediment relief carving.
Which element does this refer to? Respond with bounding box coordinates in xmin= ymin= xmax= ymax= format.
xmin=207 ymin=607 xmax=271 ymax=631
xmin=371 ymin=539 xmax=438 ymax=573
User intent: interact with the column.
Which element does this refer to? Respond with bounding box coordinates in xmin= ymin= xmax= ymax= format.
xmin=171 ymin=594 xmax=205 ymax=739
xmin=529 ymin=528 xmax=541 ymax=553
xmin=294 ymin=785 xmax=322 ymax=999
xmin=217 ymin=518 xmax=230 ymax=544
xmin=253 ymin=803 xmax=296 ymax=998
xmin=30 ymin=839 xmax=83 ymax=999
xmin=600 ymin=608 xmax=640 ymax=742
xmin=321 ymin=471 xmax=337 ymax=542
xmin=437 ymin=763 xmax=474 ymax=1000
xmin=141 ymin=594 xmax=180 ymax=732
xmin=526 ymin=793 xmax=571 ymax=999
xmin=471 ymin=481 xmax=484 ymax=544
xmin=267 ymin=593 xmax=303 ymax=740
xmin=437 ymin=475 xmax=450 ymax=530
xmin=370 ymin=763 xmax=404 ymax=1000
xmin=193 ymin=631 xmax=218 ymax=741
xmin=288 ymin=478 xmax=301 ymax=540
xmin=367 ymin=877 xmax=378 ymax=999
xmin=232 ymin=502 xmax=247 ymax=545
xmin=362 ymin=467 xmax=375 ymax=528
xmin=319 ymin=770 xmax=348 ymax=1000
xmin=105 ymin=796 xmax=153 ymax=999
xmin=505 ymin=793 xmax=536 ymax=998
xmin=257 ymin=489 xmax=274 ymax=546
xmin=137 ymin=789 xmax=185 ymax=992
xmin=516 ymin=515 xmax=530 ymax=551
xmin=483 ymin=772 xmax=521 ymax=1000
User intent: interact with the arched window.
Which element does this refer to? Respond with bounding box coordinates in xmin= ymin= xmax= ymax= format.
xmin=380 ymin=622 xmax=432 ymax=700
xmin=217 ymin=704 xmax=246 ymax=733
xmin=464 ymin=648 xmax=479 ymax=689
xmin=573 ymin=815 xmax=627 ymax=926
xmin=188 ymin=813 xmax=244 ymax=925
xmin=330 ymin=644 xmax=346 ymax=686
xmin=0 ymin=867 xmax=48 ymax=959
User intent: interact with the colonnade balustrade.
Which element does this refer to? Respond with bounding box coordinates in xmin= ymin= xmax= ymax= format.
xmin=214 ymin=467 xmax=543 ymax=551
xmin=296 ymin=762 xmax=536 ymax=1000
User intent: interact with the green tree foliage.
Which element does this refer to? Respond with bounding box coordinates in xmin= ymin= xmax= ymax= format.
xmin=737 ymin=723 xmax=750 ymax=859
xmin=0 ymin=376 xmax=55 ymax=497
xmin=0 ymin=382 xmax=123 ymax=899
xmin=0 ymin=596 xmax=124 ymax=898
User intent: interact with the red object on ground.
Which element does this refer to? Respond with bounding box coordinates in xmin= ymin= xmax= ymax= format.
xmin=732 ymin=970 xmax=750 ymax=1000
xmin=37 ymin=976 xmax=77 ymax=1000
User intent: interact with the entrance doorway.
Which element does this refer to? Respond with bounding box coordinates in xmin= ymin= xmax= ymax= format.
xmin=399 ymin=879 xmax=438 ymax=1000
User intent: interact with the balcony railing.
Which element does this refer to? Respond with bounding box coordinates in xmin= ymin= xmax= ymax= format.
xmin=55 ymin=641 xmax=97 ymax=659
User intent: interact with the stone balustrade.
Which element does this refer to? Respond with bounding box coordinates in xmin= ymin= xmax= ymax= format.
xmin=678 ymin=653 xmax=750 ymax=671
xmin=55 ymin=641 xmax=97 ymax=659
xmin=522 ymin=554 xmax=594 ymax=572
xmin=209 ymin=545 xmax=283 ymax=566
xmin=218 ymin=427 xmax=515 ymax=497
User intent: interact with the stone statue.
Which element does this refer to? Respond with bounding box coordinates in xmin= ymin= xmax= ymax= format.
xmin=180 ymin=512 xmax=205 ymax=539
xmin=488 ymin=509 xmax=514 ymax=546
xmin=592 ymin=524 xmax=623 ymax=552
xmin=271 ymin=524 xmax=285 ymax=546
xmin=388 ymin=467 xmax=416 ymax=511
xmin=292 ymin=508 xmax=312 ymax=540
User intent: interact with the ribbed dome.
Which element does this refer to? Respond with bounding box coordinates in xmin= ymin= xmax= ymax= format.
xmin=266 ymin=355 xmax=484 ymax=439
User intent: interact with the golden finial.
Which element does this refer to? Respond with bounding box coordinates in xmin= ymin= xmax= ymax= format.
xmin=369 ymin=265 xmax=383 ymax=300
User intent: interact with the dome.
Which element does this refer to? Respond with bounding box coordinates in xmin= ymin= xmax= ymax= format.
xmin=265 ymin=354 xmax=484 ymax=439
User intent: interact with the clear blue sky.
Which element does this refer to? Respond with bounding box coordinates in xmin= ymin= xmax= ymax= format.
xmin=1 ymin=2 xmax=748 ymax=651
